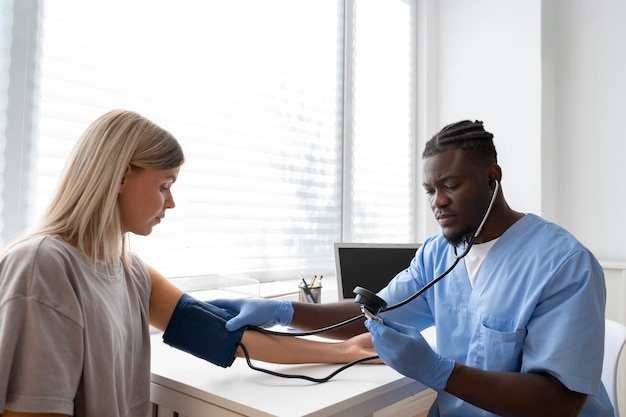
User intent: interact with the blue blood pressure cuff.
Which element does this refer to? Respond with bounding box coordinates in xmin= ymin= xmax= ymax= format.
xmin=163 ymin=293 xmax=245 ymax=368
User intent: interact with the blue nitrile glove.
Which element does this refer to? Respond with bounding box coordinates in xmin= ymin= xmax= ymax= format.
xmin=209 ymin=298 xmax=294 ymax=331
xmin=365 ymin=317 xmax=454 ymax=392
xmin=163 ymin=294 xmax=245 ymax=368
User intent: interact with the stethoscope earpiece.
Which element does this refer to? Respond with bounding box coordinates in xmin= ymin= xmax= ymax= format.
xmin=353 ymin=286 xmax=387 ymax=322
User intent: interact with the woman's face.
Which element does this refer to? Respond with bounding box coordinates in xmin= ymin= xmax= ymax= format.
xmin=117 ymin=165 xmax=180 ymax=236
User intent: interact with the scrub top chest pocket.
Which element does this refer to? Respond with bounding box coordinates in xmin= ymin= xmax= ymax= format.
xmin=467 ymin=319 xmax=526 ymax=372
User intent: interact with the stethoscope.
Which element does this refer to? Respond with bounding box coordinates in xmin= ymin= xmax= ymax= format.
xmin=238 ymin=180 xmax=500 ymax=383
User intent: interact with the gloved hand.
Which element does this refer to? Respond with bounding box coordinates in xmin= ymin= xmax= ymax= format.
xmin=364 ymin=318 xmax=454 ymax=392
xmin=209 ymin=298 xmax=294 ymax=331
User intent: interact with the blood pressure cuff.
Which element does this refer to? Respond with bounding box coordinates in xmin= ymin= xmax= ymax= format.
xmin=163 ymin=293 xmax=245 ymax=368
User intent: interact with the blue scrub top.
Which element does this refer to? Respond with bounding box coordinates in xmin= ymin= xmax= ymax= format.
xmin=378 ymin=214 xmax=613 ymax=417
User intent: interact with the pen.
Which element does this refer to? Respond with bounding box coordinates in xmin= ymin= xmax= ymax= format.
xmin=301 ymin=277 xmax=317 ymax=303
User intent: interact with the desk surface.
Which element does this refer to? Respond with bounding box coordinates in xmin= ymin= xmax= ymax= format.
xmin=150 ymin=280 xmax=434 ymax=417
xmin=150 ymin=329 xmax=434 ymax=417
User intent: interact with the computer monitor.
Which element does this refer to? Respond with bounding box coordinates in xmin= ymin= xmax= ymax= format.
xmin=334 ymin=242 xmax=421 ymax=301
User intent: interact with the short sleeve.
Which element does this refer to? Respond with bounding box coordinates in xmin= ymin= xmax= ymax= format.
xmin=0 ymin=297 xmax=84 ymax=414
xmin=522 ymin=250 xmax=606 ymax=395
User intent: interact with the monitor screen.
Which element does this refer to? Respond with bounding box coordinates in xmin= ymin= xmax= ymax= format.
xmin=334 ymin=242 xmax=421 ymax=301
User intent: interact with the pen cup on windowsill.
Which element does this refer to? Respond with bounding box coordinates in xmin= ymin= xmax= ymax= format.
xmin=298 ymin=283 xmax=322 ymax=304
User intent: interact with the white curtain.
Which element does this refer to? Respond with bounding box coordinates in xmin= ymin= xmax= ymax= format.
xmin=0 ymin=0 xmax=41 ymax=244
xmin=0 ymin=0 xmax=417 ymax=281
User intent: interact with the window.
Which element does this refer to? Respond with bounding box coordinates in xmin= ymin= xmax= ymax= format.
xmin=1 ymin=0 xmax=416 ymax=281
xmin=346 ymin=0 xmax=416 ymax=242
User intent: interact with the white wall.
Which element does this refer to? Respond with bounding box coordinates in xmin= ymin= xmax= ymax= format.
xmin=417 ymin=0 xmax=626 ymax=265
xmin=416 ymin=0 xmax=543 ymax=240
xmin=554 ymin=0 xmax=626 ymax=263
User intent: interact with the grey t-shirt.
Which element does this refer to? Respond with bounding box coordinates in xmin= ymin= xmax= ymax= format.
xmin=0 ymin=235 xmax=152 ymax=416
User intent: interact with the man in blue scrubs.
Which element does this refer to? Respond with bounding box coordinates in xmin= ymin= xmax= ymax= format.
xmin=214 ymin=120 xmax=613 ymax=416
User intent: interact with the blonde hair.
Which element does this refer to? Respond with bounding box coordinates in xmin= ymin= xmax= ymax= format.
xmin=14 ymin=109 xmax=184 ymax=273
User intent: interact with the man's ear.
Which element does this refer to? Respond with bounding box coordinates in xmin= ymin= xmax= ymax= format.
xmin=486 ymin=164 xmax=502 ymax=187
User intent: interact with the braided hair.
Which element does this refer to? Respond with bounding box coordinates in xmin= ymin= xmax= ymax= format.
xmin=423 ymin=120 xmax=497 ymax=165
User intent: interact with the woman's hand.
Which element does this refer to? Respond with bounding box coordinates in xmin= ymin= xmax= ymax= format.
xmin=340 ymin=332 xmax=383 ymax=364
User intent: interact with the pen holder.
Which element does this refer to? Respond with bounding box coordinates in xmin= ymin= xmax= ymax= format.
xmin=298 ymin=284 xmax=322 ymax=304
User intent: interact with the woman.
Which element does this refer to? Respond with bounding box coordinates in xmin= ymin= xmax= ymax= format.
xmin=0 ymin=110 xmax=376 ymax=417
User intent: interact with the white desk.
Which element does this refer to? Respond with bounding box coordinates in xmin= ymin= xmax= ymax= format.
xmin=150 ymin=279 xmax=435 ymax=417
xmin=150 ymin=332 xmax=430 ymax=417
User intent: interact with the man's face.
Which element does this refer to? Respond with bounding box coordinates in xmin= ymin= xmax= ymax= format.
xmin=422 ymin=148 xmax=493 ymax=246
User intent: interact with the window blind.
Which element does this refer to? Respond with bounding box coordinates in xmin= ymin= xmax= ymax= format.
xmin=35 ymin=0 xmax=344 ymax=280
xmin=346 ymin=0 xmax=416 ymax=242
xmin=2 ymin=0 xmax=417 ymax=281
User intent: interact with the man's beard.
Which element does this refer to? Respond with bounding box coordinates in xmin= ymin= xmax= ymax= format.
xmin=444 ymin=226 xmax=473 ymax=248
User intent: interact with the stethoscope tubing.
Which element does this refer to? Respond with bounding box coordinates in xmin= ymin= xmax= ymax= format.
xmin=379 ymin=179 xmax=500 ymax=313
xmin=240 ymin=180 xmax=500 ymax=381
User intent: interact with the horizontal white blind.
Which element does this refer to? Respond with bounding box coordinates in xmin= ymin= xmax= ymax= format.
xmin=347 ymin=0 xmax=416 ymax=243
xmin=35 ymin=0 xmax=344 ymax=280
xmin=19 ymin=0 xmax=418 ymax=281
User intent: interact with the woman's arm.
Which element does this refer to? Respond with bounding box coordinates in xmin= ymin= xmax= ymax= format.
xmin=235 ymin=331 xmax=380 ymax=364
xmin=147 ymin=266 xmax=379 ymax=365
xmin=148 ymin=265 xmax=184 ymax=331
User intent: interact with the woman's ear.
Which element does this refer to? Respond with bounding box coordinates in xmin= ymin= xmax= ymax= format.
xmin=120 ymin=164 xmax=132 ymax=187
